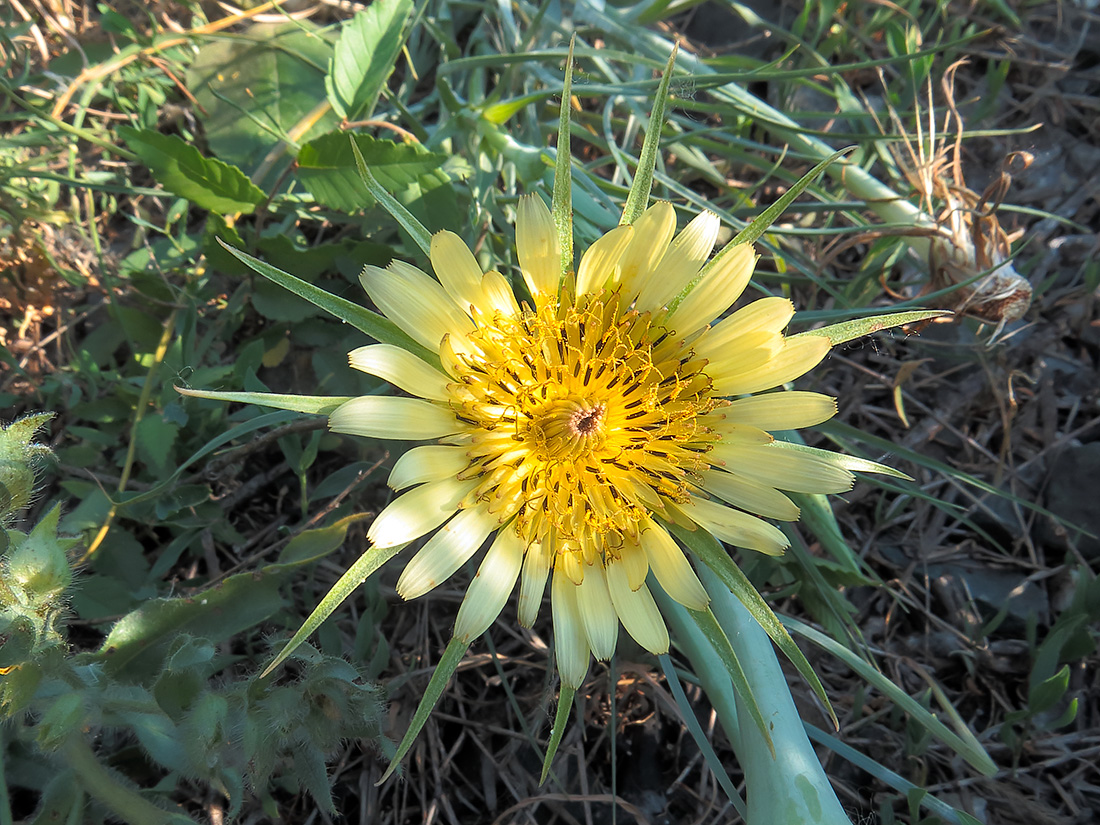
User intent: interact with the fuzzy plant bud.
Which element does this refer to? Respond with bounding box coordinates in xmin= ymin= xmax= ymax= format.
xmin=0 ymin=413 xmax=54 ymax=524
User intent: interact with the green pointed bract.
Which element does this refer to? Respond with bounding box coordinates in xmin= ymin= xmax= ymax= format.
xmin=620 ymin=44 xmax=679 ymax=227
xmin=216 ymin=240 xmax=437 ymax=366
xmin=378 ymin=636 xmax=470 ymax=784
xmin=666 ymin=519 xmax=838 ymax=730
xmin=260 ymin=543 xmax=406 ymax=679
xmin=793 ymin=309 xmax=951 ymax=347
xmin=176 ymin=389 xmax=353 ymax=416
xmin=552 ymin=36 xmax=576 ymax=282
xmin=348 ymin=135 xmax=434 ymax=257
xmin=687 ymin=605 xmax=774 ymax=756
xmin=539 ymin=684 xmax=576 ymax=785
xmin=779 ymin=441 xmax=912 ymax=480
xmin=729 ymin=147 xmax=855 ymax=248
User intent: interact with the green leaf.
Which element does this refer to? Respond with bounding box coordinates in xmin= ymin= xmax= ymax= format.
xmin=325 ymin=0 xmax=413 ymax=121
xmin=1029 ymin=664 xmax=1070 ymax=715
xmin=378 ymin=637 xmax=470 ymax=784
xmin=666 ymin=519 xmax=837 ymax=728
xmin=297 ymin=132 xmax=447 ymax=214
xmin=214 ymin=241 xmax=438 ymax=364
xmin=269 ymin=513 xmax=373 ymax=570
xmin=185 ymin=21 xmax=339 ymax=176
xmin=117 ymin=127 xmax=264 ymax=214
xmin=97 ymin=567 xmax=288 ymax=679
xmin=785 ymin=616 xmax=997 ymax=776
xmin=729 ymin=147 xmax=854 ymax=248
xmin=175 ymin=388 xmax=352 ymax=416
xmin=134 ymin=415 xmax=179 ymax=477
xmin=620 ymin=44 xmax=678 ymax=226
xmin=686 ymin=605 xmax=774 ymax=755
xmin=260 ymin=543 xmax=406 ymax=678
xmin=552 ymin=37 xmax=576 ymax=279
xmin=349 ymin=137 xmax=433 ymax=256
xmin=793 ymin=310 xmax=951 ymax=346
xmin=539 ymin=685 xmax=575 ymax=785
xmin=774 ymin=441 xmax=912 ymax=480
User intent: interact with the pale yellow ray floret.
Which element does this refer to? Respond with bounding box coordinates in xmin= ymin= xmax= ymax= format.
xmin=335 ymin=195 xmax=852 ymax=688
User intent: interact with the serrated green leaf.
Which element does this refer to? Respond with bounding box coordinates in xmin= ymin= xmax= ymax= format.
xmin=297 ymin=132 xmax=448 ymax=213
xmin=118 ymin=126 xmax=264 ymax=214
xmin=793 ymin=310 xmax=951 ymax=346
xmin=185 ymin=21 xmax=339 ymax=177
xmin=326 ymin=0 xmax=413 ymax=121
xmin=378 ymin=636 xmax=469 ymax=784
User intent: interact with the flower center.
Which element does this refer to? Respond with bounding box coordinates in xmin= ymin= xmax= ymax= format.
xmin=530 ymin=396 xmax=607 ymax=459
xmin=446 ymin=294 xmax=719 ymax=555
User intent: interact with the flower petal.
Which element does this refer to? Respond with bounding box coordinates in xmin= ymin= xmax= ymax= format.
xmin=664 ymin=243 xmax=757 ymax=336
xmin=517 ymin=195 xmax=560 ymax=306
xmin=348 ymin=344 xmax=452 ymax=401
xmin=619 ymin=540 xmax=649 ymax=591
xmin=388 ymin=445 xmax=470 ymax=490
xmin=360 ymin=260 xmax=475 ymax=351
xmin=397 ymin=506 xmax=499 ymax=599
xmin=552 ymin=565 xmax=591 ymax=689
xmin=518 ymin=540 xmax=550 ymax=627
xmin=713 ymin=442 xmax=855 ymax=493
xmin=722 ymin=391 xmax=838 ymax=431
xmin=576 ymin=224 xmax=634 ymax=296
xmin=479 ymin=270 xmax=520 ymax=318
xmin=606 ymin=563 xmax=669 ymax=655
xmin=616 ymin=202 xmax=676 ymax=295
xmin=638 ymin=517 xmax=709 ymax=610
xmin=368 ymin=476 xmax=478 ymax=548
xmin=430 ymin=230 xmax=486 ymax=317
xmin=694 ymin=296 xmax=795 ymax=360
xmin=636 ymin=210 xmax=720 ymax=312
xmin=712 ymin=335 xmax=832 ymax=396
xmin=576 ymin=562 xmax=618 ymax=661
xmin=676 ymin=496 xmax=790 ymax=556
xmin=453 ymin=525 xmax=524 ymax=642
xmin=330 ymin=396 xmax=464 ymax=440
xmin=700 ymin=468 xmax=801 ymax=521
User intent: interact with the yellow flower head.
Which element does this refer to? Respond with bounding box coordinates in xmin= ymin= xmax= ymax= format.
xmin=330 ymin=197 xmax=848 ymax=688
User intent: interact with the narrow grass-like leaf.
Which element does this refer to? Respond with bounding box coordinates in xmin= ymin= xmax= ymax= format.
xmin=216 ymin=240 xmax=437 ymax=365
xmin=667 ymin=519 xmax=837 ymax=728
xmin=539 ymin=685 xmax=576 ymax=785
xmin=175 ymin=389 xmax=352 ymax=416
xmin=793 ymin=310 xmax=951 ymax=346
xmin=658 ymin=654 xmax=747 ymax=814
xmin=784 ymin=616 xmax=997 ymax=776
xmin=729 ymin=147 xmax=853 ymax=247
xmin=686 ymin=606 xmax=773 ymax=755
xmin=620 ymin=44 xmax=678 ymax=226
xmin=119 ymin=126 xmax=264 ymax=213
xmin=378 ymin=637 xmax=470 ymax=783
xmin=775 ymin=441 xmax=912 ymax=480
xmin=260 ymin=543 xmax=406 ymax=678
xmin=349 ymin=136 xmax=434 ymax=257
xmin=553 ymin=36 xmax=576 ymax=280
xmin=326 ymin=0 xmax=413 ymax=121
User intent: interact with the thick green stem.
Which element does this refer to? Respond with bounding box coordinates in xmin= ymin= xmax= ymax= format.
xmin=699 ymin=565 xmax=854 ymax=825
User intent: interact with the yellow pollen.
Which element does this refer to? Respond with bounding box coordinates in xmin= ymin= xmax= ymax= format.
xmin=449 ymin=293 xmax=717 ymax=556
